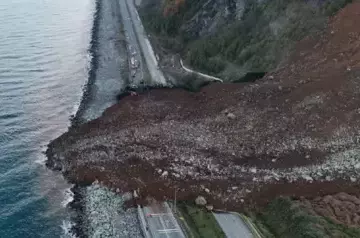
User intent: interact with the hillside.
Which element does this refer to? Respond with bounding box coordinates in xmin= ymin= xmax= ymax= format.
xmin=139 ymin=0 xmax=352 ymax=80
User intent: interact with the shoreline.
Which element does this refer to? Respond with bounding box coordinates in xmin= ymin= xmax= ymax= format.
xmin=47 ymin=0 xmax=99 ymax=236
xmin=68 ymin=185 xmax=86 ymax=237
xmin=70 ymin=0 xmax=101 ymax=127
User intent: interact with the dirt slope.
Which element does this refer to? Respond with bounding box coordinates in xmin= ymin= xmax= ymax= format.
xmin=48 ymin=2 xmax=360 ymax=212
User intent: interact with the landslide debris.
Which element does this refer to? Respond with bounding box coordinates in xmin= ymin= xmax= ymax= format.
xmin=48 ymin=2 xmax=360 ymax=211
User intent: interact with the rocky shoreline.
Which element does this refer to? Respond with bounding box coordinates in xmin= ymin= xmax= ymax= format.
xmin=70 ymin=0 xmax=101 ymax=127
xmin=49 ymin=0 xmax=102 ymax=236
xmin=46 ymin=0 xmax=132 ymax=236
xmin=68 ymin=185 xmax=87 ymax=237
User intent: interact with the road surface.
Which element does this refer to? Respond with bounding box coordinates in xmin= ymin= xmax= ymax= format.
xmin=124 ymin=0 xmax=167 ymax=85
xmin=118 ymin=1 xmax=183 ymax=236
xmin=143 ymin=202 xmax=186 ymax=238
xmin=118 ymin=0 xmax=144 ymax=87
xmin=213 ymin=212 xmax=253 ymax=238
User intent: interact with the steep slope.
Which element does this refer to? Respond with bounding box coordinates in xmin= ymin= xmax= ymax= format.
xmin=140 ymin=0 xmax=353 ymax=80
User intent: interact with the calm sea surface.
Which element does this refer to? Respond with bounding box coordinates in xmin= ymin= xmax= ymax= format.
xmin=0 ymin=0 xmax=95 ymax=237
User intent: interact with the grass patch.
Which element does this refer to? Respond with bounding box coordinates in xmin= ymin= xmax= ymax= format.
xmin=177 ymin=202 xmax=225 ymax=238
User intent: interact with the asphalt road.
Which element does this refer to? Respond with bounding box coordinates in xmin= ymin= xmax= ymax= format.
xmin=125 ymin=0 xmax=167 ymax=85
xmin=143 ymin=203 xmax=186 ymax=238
xmin=118 ymin=0 xmax=144 ymax=87
xmin=213 ymin=213 xmax=253 ymax=238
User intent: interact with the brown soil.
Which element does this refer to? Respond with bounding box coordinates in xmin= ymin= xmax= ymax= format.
xmin=48 ymin=1 xmax=360 ymax=221
xmin=299 ymin=191 xmax=360 ymax=227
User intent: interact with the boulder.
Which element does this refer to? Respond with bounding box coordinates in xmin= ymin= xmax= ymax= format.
xmin=133 ymin=190 xmax=139 ymax=198
xmin=227 ymin=113 xmax=236 ymax=120
xmin=206 ymin=204 xmax=214 ymax=211
xmin=250 ymin=168 xmax=257 ymax=173
xmin=195 ymin=196 xmax=207 ymax=206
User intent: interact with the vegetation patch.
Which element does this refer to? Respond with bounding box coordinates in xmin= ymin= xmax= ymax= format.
xmin=140 ymin=0 xmax=353 ymax=80
xmin=255 ymin=197 xmax=360 ymax=238
xmin=177 ymin=202 xmax=225 ymax=238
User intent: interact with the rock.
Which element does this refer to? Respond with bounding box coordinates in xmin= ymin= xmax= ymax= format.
xmin=271 ymin=159 xmax=277 ymax=163
xmin=240 ymin=199 xmax=244 ymax=203
xmin=195 ymin=196 xmax=207 ymax=206
xmin=325 ymin=176 xmax=332 ymax=181
xmin=173 ymin=173 xmax=180 ymax=178
xmin=204 ymin=188 xmax=210 ymax=193
xmin=278 ymin=86 xmax=283 ymax=90
xmin=157 ymin=169 xmax=162 ymax=174
xmin=250 ymin=168 xmax=257 ymax=173
xmin=231 ymin=186 xmax=238 ymax=190
xmin=116 ymin=188 xmax=120 ymax=193
xmin=268 ymin=75 xmax=274 ymax=80
xmin=245 ymin=189 xmax=251 ymax=193
xmin=305 ymin=155 xmax=311 ymax=159
xmin=227 ymin=113 xmax=236 ymax=120
xmin=354 ymin=163 xmax=360 ymax=169
xmin=161 ymin=171 xmax=169 ymax=177
xmin=350 ymin=177 xmax=357 ymax=182
xmin=206 ymin=204 xmax=214 ymax=211
xmin=347 ymin=66 xmax=351 ymax=71
xmin=133 ymin=190 xmax=139 ymax=198
xmin=302 ymin=175 xmax=313 ymax=182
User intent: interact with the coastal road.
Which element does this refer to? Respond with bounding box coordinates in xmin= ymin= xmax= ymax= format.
xmin=118 ymin=0 xmax=144 ymax=87
xmin=124 ymin=0 xmax=167 ymax=85
xmin=118 ymin=1 xmax=183 ymax=236
xmin=143 ymin=202 xmax=186 ymax=238
xmin=213 ymin=213 xmax=254 ymax=238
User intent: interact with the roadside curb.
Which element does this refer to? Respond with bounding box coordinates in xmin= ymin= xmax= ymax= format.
xmin=168 ymin=201 xmax=196 ymax=238
xmin=137 ymin=205 xmax=152 ymax=238
xmin=231 ymin=212 xmax=263 ymax=238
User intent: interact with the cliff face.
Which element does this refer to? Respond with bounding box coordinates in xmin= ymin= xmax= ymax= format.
xmin=140 ymin=0 xmax=353 ymax=79
xmin=48 ymin=1 xmax=360 ymax=214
